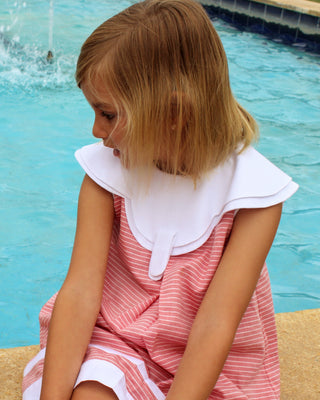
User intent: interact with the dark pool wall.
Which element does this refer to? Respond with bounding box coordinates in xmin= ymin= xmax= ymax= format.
xmin=199 ymin=0 xmax=320 ymax=53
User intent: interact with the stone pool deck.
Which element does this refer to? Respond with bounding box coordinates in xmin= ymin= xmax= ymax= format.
xmin=245 ymin=0 xmax=320 ymax=16
xmin=1 ymin=308 xmax=319 ymax=399
xmin=257 ymin=0 xmax=320 ymax=16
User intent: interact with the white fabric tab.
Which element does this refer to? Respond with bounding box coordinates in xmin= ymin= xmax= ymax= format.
xmin=149 ymin=230 xmax=176 ymax=281
xmin=75 ymin=142 xmax=299 ymax=280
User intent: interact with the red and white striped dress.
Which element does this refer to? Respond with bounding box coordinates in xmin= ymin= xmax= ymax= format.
xmin=23 ymin=143 xmax=298 ymax=399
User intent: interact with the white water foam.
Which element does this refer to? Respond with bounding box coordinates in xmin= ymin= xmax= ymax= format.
xmin=0 ymin=34 xmax=76 ymax=91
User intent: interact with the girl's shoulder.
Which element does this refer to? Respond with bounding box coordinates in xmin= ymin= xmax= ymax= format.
xmin=75 ymin=142 xmax=298 ymax=280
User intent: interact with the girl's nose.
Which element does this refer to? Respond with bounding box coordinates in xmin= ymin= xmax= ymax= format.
xmin=92 ymin=117 xmax=107 ymax=139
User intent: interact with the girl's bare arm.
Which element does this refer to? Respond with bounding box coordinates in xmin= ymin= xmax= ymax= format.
xmin=40 ymin=174 xmax=114 ymax=400
xmin=166 ymin=203 xmax=283 ymax=400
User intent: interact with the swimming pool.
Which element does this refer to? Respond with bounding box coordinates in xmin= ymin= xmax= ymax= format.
xmin=0 ymin=0 xmax=319 ymax=348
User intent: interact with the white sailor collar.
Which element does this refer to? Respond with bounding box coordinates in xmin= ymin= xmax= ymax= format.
xmin=75 ymin=142 xmax=298 ymax=281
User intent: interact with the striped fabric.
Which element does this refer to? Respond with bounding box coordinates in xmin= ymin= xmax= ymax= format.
xmin=22 ymin=195 xmax=280 ymax=399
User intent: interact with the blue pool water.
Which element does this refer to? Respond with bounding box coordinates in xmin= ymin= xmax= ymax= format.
xmin=0 ymin=1 xmax=319 ymax=348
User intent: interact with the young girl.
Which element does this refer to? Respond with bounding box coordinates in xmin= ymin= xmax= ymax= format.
xmin=23 ymin=0 xmax=298 ymax=399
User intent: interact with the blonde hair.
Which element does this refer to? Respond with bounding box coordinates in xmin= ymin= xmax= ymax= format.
xmin=76 ymin=0 xmax=258 ymax=180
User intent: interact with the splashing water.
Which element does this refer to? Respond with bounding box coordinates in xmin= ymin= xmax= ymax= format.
xmin=0 ymin=0 xmax=131 ymax=92
xmin=0 ymin=34 xmax=76 ymax=91
xmin=0 ymin=0 xmax=85 ymax=92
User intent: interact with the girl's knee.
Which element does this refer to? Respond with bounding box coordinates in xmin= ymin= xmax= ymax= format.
xmin=71 ymin=381 xmax=119 ymax=400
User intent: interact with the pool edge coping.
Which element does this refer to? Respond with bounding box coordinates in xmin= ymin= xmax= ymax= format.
xmin=199 ymin=0 xmax=320 ymax=47
xmin=199 ymin=0 xmax=320 ymax=17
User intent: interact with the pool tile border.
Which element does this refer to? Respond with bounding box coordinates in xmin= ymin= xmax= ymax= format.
xmin=199 ymin=0 xmax=320 ymax=52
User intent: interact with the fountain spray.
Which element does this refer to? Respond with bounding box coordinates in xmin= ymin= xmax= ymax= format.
xmin=47 ymin=0 xmax=54 ymax=62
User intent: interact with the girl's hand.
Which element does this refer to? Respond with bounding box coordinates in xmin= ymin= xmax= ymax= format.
xmin=166 ymin=203 xmax=282 ymax=400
